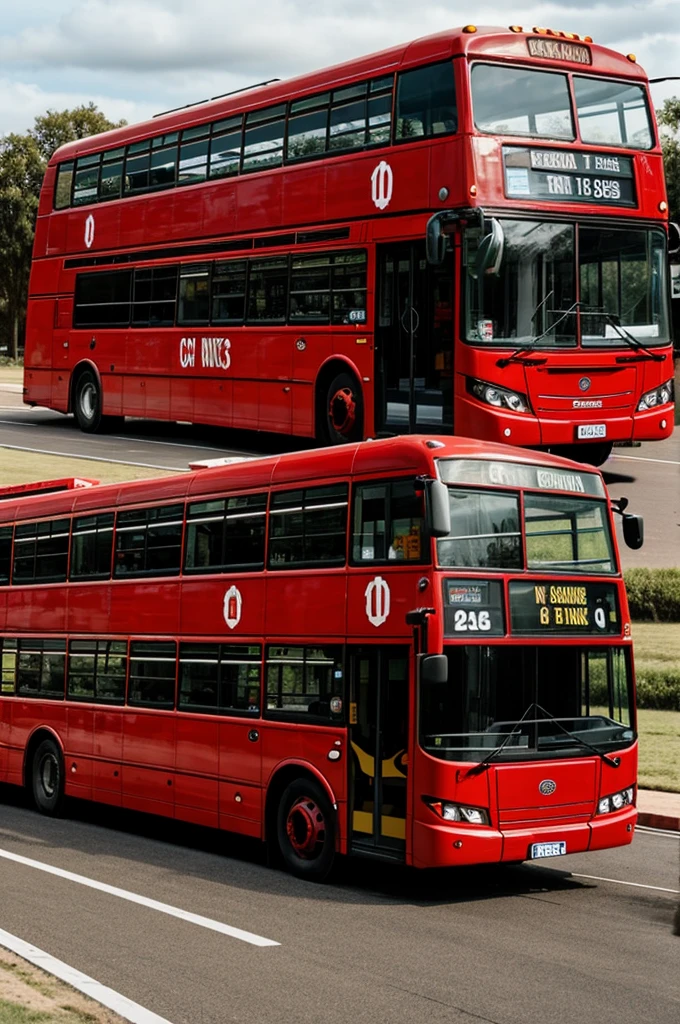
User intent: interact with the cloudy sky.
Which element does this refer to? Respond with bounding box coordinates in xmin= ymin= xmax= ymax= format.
xmin=0 ymin=0 xmax=678 ymax=136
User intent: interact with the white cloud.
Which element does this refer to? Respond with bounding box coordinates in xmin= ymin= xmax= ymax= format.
xmin=0 ymin=79 xmax=153 ymax=137
xmin=0 ymin=0 xmax=678 ymax=134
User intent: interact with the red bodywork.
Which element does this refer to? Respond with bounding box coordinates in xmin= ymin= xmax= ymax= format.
xmin=23 ymin=26 xmax=673 ymax=448
xmin=0 ymin=437 xmax=637 ymax=867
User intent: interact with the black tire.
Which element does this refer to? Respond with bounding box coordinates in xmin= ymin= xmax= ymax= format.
xmin=551 ymin=442 xmax=613 ymax=468
xmin=276 ymin=778 xmax=336 ymax=881
xmin=31 ymin=738 xmax=65 ymax=816
xmin=73 ymin=369 xmax=123 ymax=433
xmin=317 ymin=371 xmax=363 ymax=445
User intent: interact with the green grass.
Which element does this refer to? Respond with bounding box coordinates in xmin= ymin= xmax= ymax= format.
xmin=0 ymin=1002 xmax=53 ymax=1023
xmin=632 ymin=622 xmax=680 ymax=665
xmin=637 ymin=708 xmax=680 ymax=792
xmin=0 ymin=449 xmax=177 ymax=488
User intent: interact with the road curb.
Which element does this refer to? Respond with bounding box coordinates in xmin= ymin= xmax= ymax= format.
xmin=638 ymin=812 xmax=680 ymax=832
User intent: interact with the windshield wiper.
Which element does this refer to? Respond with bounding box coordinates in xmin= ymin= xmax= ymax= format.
xmin=464 ymin=702 xmax=622 ymax=776
xmin=496 ymin=293 xmax=578 ymax=368
xmin=533 ymin=703 xmax=621 ymax=768
xmin=596 ymin=312 xmax=667 ymax=363
xmin=464 ymin=702 xmax=537 ymax=776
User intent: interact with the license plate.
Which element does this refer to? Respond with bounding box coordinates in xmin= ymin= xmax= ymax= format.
xmin=531 ymin=841 xmax=567 ymax=859
xmin=577 ymin=424 xmax=606 ymax=439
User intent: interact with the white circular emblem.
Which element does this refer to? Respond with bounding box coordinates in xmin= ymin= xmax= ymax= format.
xmin=578 ymin=377 xmax=591 ymax=392
xmin=539 ymin=779 xmax=557 ymax=796
xmin=371 ymin=161 xmax=393 ymax=211
xmin=84 ymin=214 xmax=95 ymax=249
xmin=365 ymin=575 xmax=390 ymax=627
xmin=223 ymin=585 xmax=242 ymax=630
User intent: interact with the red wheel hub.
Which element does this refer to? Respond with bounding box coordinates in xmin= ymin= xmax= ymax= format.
xmin=286 ymin=796 xmax=326 ymax=859
xmin=329 ymin=387 xmax=356 ymax=437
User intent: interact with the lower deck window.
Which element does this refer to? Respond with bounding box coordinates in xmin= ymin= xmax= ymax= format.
xmin=265 ymin=645 xmax=344 ymax=721
xmin=179 ymin=643 xmax=261 ymax=713
xmin=128 ymin=641 xmax=176 ymax=707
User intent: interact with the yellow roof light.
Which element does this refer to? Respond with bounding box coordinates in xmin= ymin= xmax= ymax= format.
xmin=509 ymin=25 xmax=523 ymax=33
xmin=463 ymin=24 xmax=477 ymax=33
xmin=584 ymin=35 xmax=593 ymax=43
xmin=627 ymin=53 xmax=637 ymax=62
xmin=533 ymin=27 xmax=549 ymax=34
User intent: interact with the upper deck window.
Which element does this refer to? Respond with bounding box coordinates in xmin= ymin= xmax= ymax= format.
xmin=471 ymin=64 xmax=574 ymax=141
xmin=395 ymin=61 xmax=457 ymax=140
xmin=574 ymin=77 xmax=653 ymax=150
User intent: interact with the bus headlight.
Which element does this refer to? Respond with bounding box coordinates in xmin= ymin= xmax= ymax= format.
xmin=637 ymin=379 xmax=674 ymax=411
xmin=467 ymin=377 xmax=530 ymax=413
xmin=424 ymin=797 xmax=490 ymax=825
xmin=597 ymin=786 xmax=635 ymax=815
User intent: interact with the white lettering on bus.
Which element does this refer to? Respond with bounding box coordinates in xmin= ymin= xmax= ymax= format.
xmin=530 ymin=151 xmax=577 ymax=171
xmin=180 ymin=336 xmax=231 ymax=370
xmin=536 ymin=470 xmax=586 ymax=493
xmin=201 ymin=337 xmax=231 ymax=370
xmin=180 ymin=337 xmax=196 ymax=368
xmin=546 ymin=174 xmax=573 ymax=196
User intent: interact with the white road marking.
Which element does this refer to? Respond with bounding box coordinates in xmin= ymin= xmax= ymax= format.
xmin=610 ymin=454 xmax=680 ymax=467
xmin=0 ymin=927 xmax=173 ymax=1024
xmin=570 ymin=872 xmax=680 ymax=894
xmin=636 ymin=825 xmax=680 ymax=839
xmin=0 ymin=929 xmax=173 ymax=1024
xmin=109 ymin=434 xmax=245 ymax=455
xmin=0 ymin=848 xmax=279 ymax=947
xmin=0 ymin=443 xmax=187 ymax=473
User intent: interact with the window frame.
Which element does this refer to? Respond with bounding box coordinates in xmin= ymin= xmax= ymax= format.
xmin=268 ymin=483 xmax=349 ymax=569
xmin=351 ymin=477 xmax=429 ymax=566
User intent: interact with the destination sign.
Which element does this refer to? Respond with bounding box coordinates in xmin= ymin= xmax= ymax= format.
xmin=527 ymin=38 xmax=592 ymax=65
xmin=503 ymin=146 xmax=636 ymax=207
xmin=509 ymin=580 xmax=620 ymax=635
xmin=438 ymin=459 xmax=606 ymax=497
xmin=443 ymin=579 xmax=504 ymax=636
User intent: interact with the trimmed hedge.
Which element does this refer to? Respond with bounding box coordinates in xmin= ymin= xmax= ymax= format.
xmin=624 ymin=568 xmax=680 ymax=622
xmin=635 ymin=667 xmax=680 ymax=711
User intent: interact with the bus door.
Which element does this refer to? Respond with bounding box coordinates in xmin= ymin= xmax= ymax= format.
xmin=375 ymin=242 xmax=453 ymax=435
xmin=348 ymin=646 xmax=410 ymax=858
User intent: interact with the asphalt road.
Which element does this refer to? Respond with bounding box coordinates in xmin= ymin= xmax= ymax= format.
xmin=0 ymin=383 xmax=678 ymax=567
xmin=0 ymin=788 xmax=678 ymax=1024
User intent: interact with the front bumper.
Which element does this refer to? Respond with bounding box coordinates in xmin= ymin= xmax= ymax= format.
xmin=411 ymin=805 xmax=637 ymax=868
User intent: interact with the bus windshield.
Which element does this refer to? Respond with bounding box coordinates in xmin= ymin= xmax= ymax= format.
xmin=420 ymin=644 xmax=634 ymax=762
xmin=464 ymin=221 xmax=669 ymax=348
xmin=435 ymin=486 xmax=615 ymax=574
xmin=471 ymin=65 xmax=653 ymax=150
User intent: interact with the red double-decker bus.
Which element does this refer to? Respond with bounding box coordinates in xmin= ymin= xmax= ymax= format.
xmin=23 ymin=26 xmax=675 ymax=464
xmin=0 ymin=437 xmax=643 ymax=878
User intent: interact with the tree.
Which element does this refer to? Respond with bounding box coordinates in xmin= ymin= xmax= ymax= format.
xmin=0 ymin=104 xmax=125 ymax=358
xmin=657 ymin=97 xmax=680 ymax=219
xmin=0 ymin=133 xmax=44 ymax=358
xmin=30 ymin=103 xmax=126 ymax=163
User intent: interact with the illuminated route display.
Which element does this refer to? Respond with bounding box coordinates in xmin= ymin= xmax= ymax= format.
xmin=503 ymin=146 xmax=636 ymax=207
xmin=509 ymin=580 xmax=620 ymax=635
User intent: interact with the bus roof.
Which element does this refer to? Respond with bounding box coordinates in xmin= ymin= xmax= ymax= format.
xmin=0 ymin=435 xmax=605 ymax=524
xmin=50 ymin=25 xmax=648 ymax=165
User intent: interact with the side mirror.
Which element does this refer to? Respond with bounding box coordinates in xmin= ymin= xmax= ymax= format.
xmin=470 ymin=218 xmax=504 ymax=280
xmin=669 ymin=222 xmax=680 ymax=257
xmin=420 ymin=654 xmax=448 ymax=685
xmin=425 ymin=479 xmax=451 ymax=537
xmin=426 ymin=212 xmax=447 ymax=266
xmin=623 ymin=514 xmax=644 ymax=550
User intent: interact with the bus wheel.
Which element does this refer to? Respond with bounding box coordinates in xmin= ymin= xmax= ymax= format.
xmin=319 ymin=371 xmax=363 ymax=445
xmin=31 ymin=738 xmax=65 ymax=816
xmin=276 ymin=778 xmax=336 ymax=881
xmin=73 ymin=369 xmax=122 ymax=433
